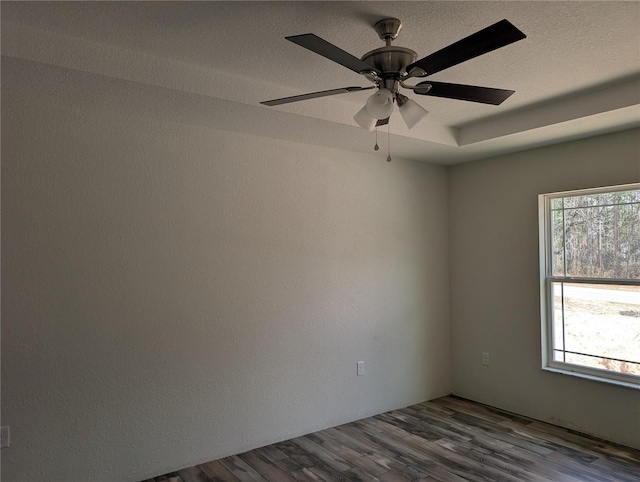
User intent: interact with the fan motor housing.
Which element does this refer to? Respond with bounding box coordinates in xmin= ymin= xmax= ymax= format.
xmin=361 ymin=46 xmax=418 ymax=83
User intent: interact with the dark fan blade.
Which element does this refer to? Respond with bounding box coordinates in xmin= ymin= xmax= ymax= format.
xmin=261 ymin=86 xmax=374 ymax=106
xmin=407 ymin=19 xmax=526 ymax=76
xmin=414 ymin=81 xmax=514 ymax=105
xmin=376 ymin=117 xmax=389 ymax=127
xmin=286 ymin=34 xmax=379 ymax=75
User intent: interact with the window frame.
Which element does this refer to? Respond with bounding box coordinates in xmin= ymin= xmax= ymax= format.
xmin=538 ymin=183 xmax=640 ymax=390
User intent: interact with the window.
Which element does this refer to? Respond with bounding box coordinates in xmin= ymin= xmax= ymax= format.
xmin=539 ymin=184 xmax=640 ymax=388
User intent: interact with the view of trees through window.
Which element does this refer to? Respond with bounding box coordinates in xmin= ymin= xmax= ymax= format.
xmin=549 ymin=188 xmax=640 ymax=378
xmin=552 ymin=190 xmax=640 ymax=279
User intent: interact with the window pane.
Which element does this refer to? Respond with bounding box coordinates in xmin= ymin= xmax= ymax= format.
xmin=555 ymin=283 xmax=640 ymax=376
xmin=551 ymin=282 xmax=565 ymax=356
xmin=562 ymin=200 xmax=640 ymax=279
xmin=551 ymin=210 xmax=565 ymax=276
xmin=563 ymin=193 xmax=600 ymax=209
xmin=562 ymin=190 xmax=640 ymax=208
xmin=564 ymin=206 xmax=613 ymax=278
xmin=564 ymin=352 xmax=640 ymax=374
xmin=551 ymin=198 xmax=563 ymax=210
xmin=617 ymin=203 xmax=640 ymax=279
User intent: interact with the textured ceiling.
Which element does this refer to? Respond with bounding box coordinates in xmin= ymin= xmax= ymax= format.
xmin=2 ymin=1 xmax=639 ymax=164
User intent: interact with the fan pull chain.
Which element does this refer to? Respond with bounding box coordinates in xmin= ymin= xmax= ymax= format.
xmin=374 ymin=126 xmax=379 ymax=151
xmin=386 ymin=121 xmax=392 ymax=162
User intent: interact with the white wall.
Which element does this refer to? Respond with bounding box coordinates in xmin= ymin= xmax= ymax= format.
xmin=1 ymin=85 xmax=451 ymax=480
xmin=449 ymin=128 xmax=640 ymax=449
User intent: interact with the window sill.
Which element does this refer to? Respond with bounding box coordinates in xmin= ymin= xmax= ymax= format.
xmin=543 ymin=366 xmax=640 ymax=390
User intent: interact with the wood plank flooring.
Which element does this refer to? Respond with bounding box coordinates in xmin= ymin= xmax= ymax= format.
xmin=144 ymin=395 xmax=640 ymax=482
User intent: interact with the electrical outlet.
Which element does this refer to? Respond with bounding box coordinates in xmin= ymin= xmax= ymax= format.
xmin=1 ymin=426 xmax=9 ymax=449
xmin=482 ymin=352 xmax=490 ymax=366
xmin=357 ymin=361 xmax=364 ymax=376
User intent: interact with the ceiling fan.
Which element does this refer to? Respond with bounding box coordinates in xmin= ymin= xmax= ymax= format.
xmin=261 ymin=18 xmax=526 ymax=131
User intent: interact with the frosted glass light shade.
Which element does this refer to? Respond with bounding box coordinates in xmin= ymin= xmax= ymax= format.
xmin=354 ymin=106 xmax=377 ymax=131
xmin=365 ymin=89 xmax=394 ymax=119
xmin=399 ymin=99 xmax=429 ymax=129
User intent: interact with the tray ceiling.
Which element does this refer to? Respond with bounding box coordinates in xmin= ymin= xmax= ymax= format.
xmin=2 ymin=1 xmax=639 ymax=164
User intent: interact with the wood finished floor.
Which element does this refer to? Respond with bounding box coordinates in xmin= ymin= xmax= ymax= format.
xmin=144 ymin=395 xmax=640 ymax=482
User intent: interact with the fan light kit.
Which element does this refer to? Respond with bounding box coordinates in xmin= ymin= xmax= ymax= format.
xmin=261 ymin=17 xmax=526 ymax=160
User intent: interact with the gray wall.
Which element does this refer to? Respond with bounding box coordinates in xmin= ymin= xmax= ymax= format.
xmin=448 ymin=128 xmax=640 ymax=449
xmin=1 ymin=88 xmax=451 ymax=480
